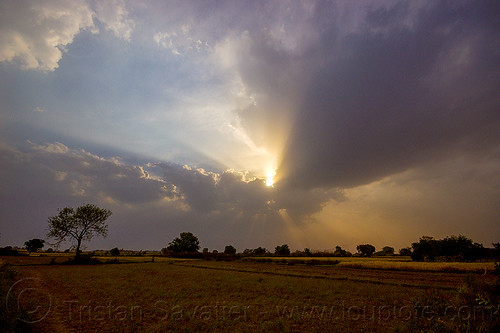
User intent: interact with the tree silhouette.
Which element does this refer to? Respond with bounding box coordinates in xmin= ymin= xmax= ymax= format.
xmin=399 ymin=247 xmax=412 ymax=256
xmin=356 ymin=244 xmax=375 ymax=257
xmin=224 ymin=245 xmax=236 ymax=255
xmin=47 ymin=204 xmax=111 ymax=261
xmin=24 ymin=238 xmax=45 ymax=253
xmin=382 ymin=246 xmax=394 ymax=255
xmin=167 ymin=232 xmax=200 ymax=253
xmin=110 ymin=247 xmax=120 ymax=256
xmin=275 ymin=244 xmax=290 ymax=256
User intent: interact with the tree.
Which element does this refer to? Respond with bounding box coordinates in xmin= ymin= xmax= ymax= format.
xmin=24 ymin=239 xmax=45 ymax=253
xmin=382 ymin=246 xmax=394 ymax=255
xmin=253 ymin=247 xmax=267 ymax=256
xmin=47 ymin=204 xmax=111 ymax=261
xmin=275 ymin=244 xmax=290 ymax=256
xmin=110 ymin=247 xmax=120 ymax=256
xmin=224 ymin=245 xmax=236 ymax=255
xmin=334 ymin=246 xmax=348 ymax=256
xmin=411 ymin=235 xmax=486 ymax=261
xmin=411 ymin=236 xmax=438 ymax=261
xmin=356 ymin=244 xmax=375 ymax=257
xmin=167 ymin=232 xmax=200 ymax=253
xmin=493 ymin=242 xmax=500 ymax=259
xmin=399 ymin=247 xmax=412 ymax=256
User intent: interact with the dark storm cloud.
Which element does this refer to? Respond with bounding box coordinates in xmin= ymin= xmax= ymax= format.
xmin=0 ymin=141 xmax=172 ymax=208
xmin=0 ymin=141 xmax=176 ymax=246
xmin=159 ymin=163 xmax=344 ymax=220
xmin=278 ymin=0 xmax=500 ymax=189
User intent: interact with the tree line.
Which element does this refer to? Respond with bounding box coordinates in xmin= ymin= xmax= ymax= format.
xmin=2 ymin=204 xmax=499 ymax=262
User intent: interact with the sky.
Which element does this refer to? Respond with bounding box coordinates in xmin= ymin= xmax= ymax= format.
xmin=0 ymin=0 xmax=499 ymax=253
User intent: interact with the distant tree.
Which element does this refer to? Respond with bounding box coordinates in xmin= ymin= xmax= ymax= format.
xmin=382 ymin=246 xmax=394 ymax=255
xmin=493 ymin=243 xmax=500 ymax=259
xmin=0 ymin=246 xmax=19 ymax=256
xmin=167 ymin=232 xmax=200 ymax=253
xmin=411 ymin=236 xmax=438 ymax=261
xmin=304 ymin=248 xmax=311 ymax=256
xmin=411 ymin=235 xmax=485 ymax=261
xmin=334 ymin=246 xmax=348 ymax=256
xmin=47 ymin=204 xmax=111 ymax=261
xmin=24 ymin=238 xmax=45 ymax=253
xmin=275 ymin=244 xmax=290 ymax=256
xmin=439 ymin=235 xmax=484 ymax=260
xmin=224 ymin=245 xmax=236 ymax=255
xmin=399 ymin=247 xmax=412 ymax=256
xmin=356 ymin=244 xmax=376 ymax=257
xmin=110 ymin=247 xmax=120 ymax=256
xmin=202 ymin=248 xmax=209 ymax=254
xmin=253 ymin=247 xmax=267 ymax=256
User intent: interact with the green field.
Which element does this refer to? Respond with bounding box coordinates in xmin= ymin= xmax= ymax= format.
xmin=1 ymin=255 xmax=499 ymax=332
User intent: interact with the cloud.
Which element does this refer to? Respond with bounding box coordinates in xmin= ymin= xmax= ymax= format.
xmin=0 ymin=0 xmax=134 ymax=71
xmin=0 ymin=0 xmax=95 ymax=71
xmin=94 ymin=0 xmax=134 ymax=41
xmin=201 ymin=1 xmax=500 ymax=191
xmin=315 ymin=152 xmax=500 ymax=250
xmin=273 ymin=0 xmax=500 ymax=190
xmin=0 ymin=140 xmax=342 ymax=250
xmin=10 ymin=141 xmax=172 ymax=205
xmin=159 ymin=162 xmax=343 ymax=221
xmin=154 ymin=26 xmax=208 ymax=56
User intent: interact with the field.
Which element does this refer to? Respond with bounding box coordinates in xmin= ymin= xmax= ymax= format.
xmin=1 ymin=254 xmax=499 ymax=332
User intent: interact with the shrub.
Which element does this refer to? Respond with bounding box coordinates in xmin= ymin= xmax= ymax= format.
xmin=0 ymin=246 xmax=19 ymax=256
xmin=109 ymin=247 xmax=120 ymax=256
xmin=224 ymin=245 xmax=236 ymax=255
xmin=275 ymin=244 xmax=290 ymax=256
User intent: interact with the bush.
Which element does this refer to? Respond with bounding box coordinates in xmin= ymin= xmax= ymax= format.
xmin=399 ymin=247 xmax=412 ymax=256
xmin=109 ymin=247 xmax=120 ymax=256
xmin=224 ymin=245 xmax=236 ymax=255
xmin=0 ymin=246 xmax=19 ymax=256
xmin=275 ymin=244 xmax=290 ymax=256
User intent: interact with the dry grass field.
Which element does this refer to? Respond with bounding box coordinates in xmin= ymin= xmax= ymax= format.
xmin=256 ymin=256 xmax=496 ymax=273
xmin=1 ymin=254 xmax=499 ymax=332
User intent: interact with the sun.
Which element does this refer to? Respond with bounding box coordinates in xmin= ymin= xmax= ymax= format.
xmin=265 ymin=168 xmax=276 ymax=187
